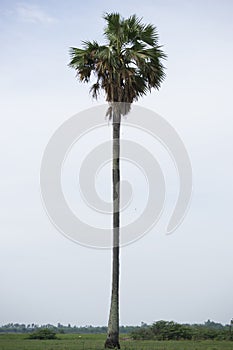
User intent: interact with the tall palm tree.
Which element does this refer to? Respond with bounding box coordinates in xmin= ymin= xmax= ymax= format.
xmin=69 ymin=13 xmax=166 ymax=349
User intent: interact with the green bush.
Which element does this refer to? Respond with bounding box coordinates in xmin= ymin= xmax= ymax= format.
xmin=28 ymin=328 xmax=57 ymax=340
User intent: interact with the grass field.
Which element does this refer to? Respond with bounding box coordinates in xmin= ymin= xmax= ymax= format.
xmin=0 ymin=333 xmax=233 ymax=350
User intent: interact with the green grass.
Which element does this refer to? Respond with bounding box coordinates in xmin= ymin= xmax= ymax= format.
xmin=0 ymin=333 xmax=233 ymax=350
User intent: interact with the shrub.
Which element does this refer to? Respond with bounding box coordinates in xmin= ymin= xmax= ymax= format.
xmin=131 ymin=327 xmax=153 ymax=340
xmin=28 ymin=328 xmax=57 ymax=340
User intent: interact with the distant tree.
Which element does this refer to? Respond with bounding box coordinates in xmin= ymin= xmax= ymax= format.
xmin=141 ymin=322 xmax=148 ymax=328
xmin=204 ymin=319 xmax=224 ymax=329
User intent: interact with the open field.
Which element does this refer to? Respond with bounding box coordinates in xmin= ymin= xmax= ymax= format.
xmin=0 ymin=334 xmax=233 ymax=350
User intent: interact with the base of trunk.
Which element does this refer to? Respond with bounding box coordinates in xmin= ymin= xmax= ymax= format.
xmin=104 ymin=334 xmax=120 ymax=349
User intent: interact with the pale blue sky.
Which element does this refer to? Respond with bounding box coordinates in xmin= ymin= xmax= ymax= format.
xmin=0 ymin=0 xmax=233 ymax=326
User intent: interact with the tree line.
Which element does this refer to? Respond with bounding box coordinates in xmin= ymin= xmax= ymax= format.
xmin=131 ymin=320 xmax=233 ymax=341
xmin=0 ymin=320 xmax=232 ymax=341
xmin=0 ymin=323 xmax=134 ymax=334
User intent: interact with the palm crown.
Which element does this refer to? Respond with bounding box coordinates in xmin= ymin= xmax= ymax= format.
xmin=69 ymin=13 xmax=166 ymax=109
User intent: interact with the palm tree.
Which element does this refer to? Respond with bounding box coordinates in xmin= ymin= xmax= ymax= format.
xmin=69 ymin=13 xmax=166 ymax=349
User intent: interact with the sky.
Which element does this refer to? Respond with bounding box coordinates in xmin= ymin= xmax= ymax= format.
xmin=0 ymin=0 xmax=233 ymax=327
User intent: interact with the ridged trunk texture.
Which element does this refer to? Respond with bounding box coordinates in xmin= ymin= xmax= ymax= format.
xmin=105 ymin=114 xmax=121 ymax=349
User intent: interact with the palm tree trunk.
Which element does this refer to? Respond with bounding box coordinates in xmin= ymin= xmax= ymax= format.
xmin=105 ymin=112 xmax=121 ymax=349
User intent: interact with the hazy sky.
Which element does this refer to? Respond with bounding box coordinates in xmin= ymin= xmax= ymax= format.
xmin=0 ymin=0 xmax=233 ymax=327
